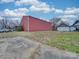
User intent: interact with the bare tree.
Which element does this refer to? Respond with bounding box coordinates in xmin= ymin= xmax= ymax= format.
xmin=6 ymin=20 xmax=20 ymax=29
xmin=0 ymin=19 xmax=8 ymax=29
xmin=0 ymin=16 xmax=21 ymax=31
xmin=50 ymin=17 xmax=61 ymax=30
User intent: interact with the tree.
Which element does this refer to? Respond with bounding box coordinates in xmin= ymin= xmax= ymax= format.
xmin=50 ymin=17 xmax=61 ymax=30
xmin=0 ymin=17 xmax=21 ymax=30
xmin=0 ymin=19 xmax=8 ymax=29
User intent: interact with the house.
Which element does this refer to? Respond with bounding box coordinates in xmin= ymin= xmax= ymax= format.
xmin=21 ymin=16 xmax=53 ymax=32
xmin=57 ymin=21 xmax=76 ymax=32
xmin=73 ymin=20 xmax=79 ymax=31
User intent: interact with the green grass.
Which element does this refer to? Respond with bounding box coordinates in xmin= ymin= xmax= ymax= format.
xmin=48 ymin=32 xmax=79 ymax=53
xmin=0 ymin=31 xmax=79 ymax=53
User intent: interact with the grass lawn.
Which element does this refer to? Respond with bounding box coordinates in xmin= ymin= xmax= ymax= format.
xmin=0 ymin=31 xmax=79 ymax=53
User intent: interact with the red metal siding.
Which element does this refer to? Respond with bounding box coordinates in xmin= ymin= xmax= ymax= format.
xmin=22 ymin=16 xmax=53 ymax=32
xmin=29 ymin=16 xmax=52 ymax=31
xmin=21 ymin=16 xmax=28 ymax=31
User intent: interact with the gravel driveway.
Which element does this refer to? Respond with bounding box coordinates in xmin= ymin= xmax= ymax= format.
xmin=0 ymin=37 xmax=79 ymax=59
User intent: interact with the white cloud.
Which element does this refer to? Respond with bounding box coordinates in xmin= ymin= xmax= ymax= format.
xmin=15 ymin=0 xmax=40 ymax=6
xmin=0 ymin=8 xmax=29 ymax=22
xmin=55 ymin=9 xmax=64 ymax=14
xmin=15 ymin=0 xmax=52 ymax=13
xmin=0 ymin=0 xmax=14 ymax=3
xmin=29 ymin=2 xmax=52 ymax=13
xmin=55 ymin=7 xmax=79 ymax=22
xmin=51 ymin=8 xmax=55 ymax=11
xmin=64 ymin=7 xmax=79 ymax=15
xmin=0 ymin=0 xmax=56 ymax=13
xmin=2 ymin=8 xmax=29 ymax=17
xmin=59 ymin=15 xmax=77 ymax=19
xmin=29 ymin=4 xmax=51 ymax=13
xmin=14 ymin=8 xmax=29 ymax=14
xmin=54 ymin=7 xmax=79 ymax=15
xmin=0 ymin=0 xmax=79 ymax=23
xmin=0 ymin=8 xmax=29 ymax=24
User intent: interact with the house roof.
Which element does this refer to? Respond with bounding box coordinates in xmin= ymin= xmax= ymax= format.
xmin=73 ymin=20 xmax=79 ymax=26
xmin=56 ymin=20 xmax=69 ymax=27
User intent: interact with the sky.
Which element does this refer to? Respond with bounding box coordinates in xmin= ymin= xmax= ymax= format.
xmin=0 ymin=0 xmax=79 ymax=22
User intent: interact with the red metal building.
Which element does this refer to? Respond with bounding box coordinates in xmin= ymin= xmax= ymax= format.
xmin=21 ymin=16 xmax=53 ymax=32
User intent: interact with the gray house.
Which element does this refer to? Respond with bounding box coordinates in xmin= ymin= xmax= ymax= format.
xmin=56 ymin=21 xmax=76 ymax=32
xmin=73 ymin=20 xmax=79 ymax=31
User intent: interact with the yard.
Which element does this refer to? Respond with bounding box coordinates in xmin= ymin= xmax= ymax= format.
xmin=0 ymin=31 xmax=79 ymax=53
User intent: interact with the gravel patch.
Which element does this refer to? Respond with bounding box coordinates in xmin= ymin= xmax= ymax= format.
xmin=0 ymin=37 xmax=39 ymax=59
xmin=0 ymin=37 xmax=79 ymax=59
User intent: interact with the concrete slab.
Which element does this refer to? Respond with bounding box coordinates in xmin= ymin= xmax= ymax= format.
xmin=0 ymin=37 xmax=39 ymax=59
xmin=34 ymin=45 xmax=79 ymax=59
